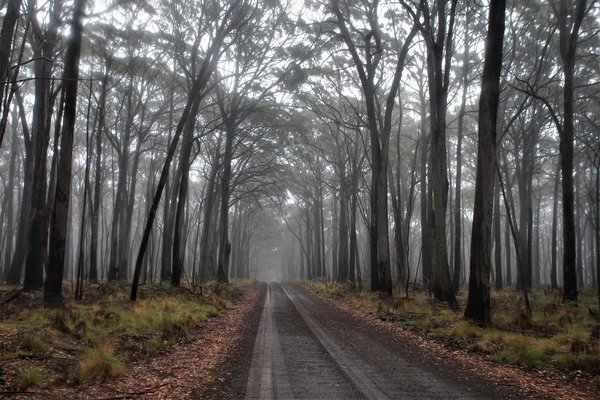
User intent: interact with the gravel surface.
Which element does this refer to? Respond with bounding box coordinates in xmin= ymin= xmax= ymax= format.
xmin=242 ymin=283 xmax=526 ymax=400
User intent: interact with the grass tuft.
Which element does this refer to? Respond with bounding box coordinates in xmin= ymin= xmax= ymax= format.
xmin=19 ymin=333 xmax=49 ymax=355
xmin=77 ymin=344 xmax=127 ymax=382
xmin=15 ymin=367 xmax=46 ymax=389
xmin=489 ymin=335 xmax=546 ymax=368
xmin=552 ymin=353 xmax=600 ymax=373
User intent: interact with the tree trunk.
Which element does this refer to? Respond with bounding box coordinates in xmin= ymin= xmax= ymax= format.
xmin=594 ymin=159 xmax=600 ymax=305
xmin=7 ymin=91 xmax=32 ymax=284
xmin=349 ymin=173 xmax=358 ymax=287
xmin=89 ymin=72 xmax=109 ymax=283
xmin=421 ymin=0 xmax=459 ymax=307
xmin=198 ymin=159 xmax=219 ymax=282
xmin=3 ymin=109 xmax=18 ymax=280
xmin=75 ymin=76 xmax=94 ymax=300
xmin=576 ymin=177 xmax=584 ymax=288
xmin=331 ymin=193 xmax=338 ymax=280
xmin=464 ymin=0 xmax=506 ymax=324
xmin=556 ymin=0 xmax=588 ymax=302
xmin=161 ymin=63 xmax=177 ymax=282
xmin=494 ymin=178 xmax=503 ymax=290
xmin=45 ymin=0 xmax=86 ymax=307
xmin=24 ymin=0 xmax=64 ymax=291
xmin=505 ymin=209 xmax=512 ymax=285
xmin=217 ymin=118 xmax=236 ymax=283
xmin=419 ymin=87 xmax=432 ymax=289
xmin=0 ymin=0 xmax=23 ymax=147
xmin=453 ymin=8 xmax=471 ymax=293
xmin=551 ymin=166 xmax=560 ymax=289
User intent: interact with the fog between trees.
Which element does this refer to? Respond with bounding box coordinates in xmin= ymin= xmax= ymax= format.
xmin=0 ymin=0 xmax=598 ymax=323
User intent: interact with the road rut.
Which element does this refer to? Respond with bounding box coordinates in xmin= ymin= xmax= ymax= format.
xmin=244 ymin=283 xmax=523 ymax=400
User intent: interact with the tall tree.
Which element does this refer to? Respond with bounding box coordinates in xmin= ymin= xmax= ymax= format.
xmin=464 ymin=0 xmax=506 ymax=324
xmin=0 ymin=0 xmax=23 ymax=148
xmin=329 ymin=0 xmax=418 ymax=294
xmin=45 ymin=0 xmax=87 ymax=307
xmin=402 ymin=0 xmax=459 ymax=305
xmin=23 ymin=0 xmax=65 ymax=291
xmin=452 ymin=5 xmax=472 ymax=292
xmin=552 ymin=0 xmax=594 ymax=302
xmin=131 ymin=0 xmax=254 ymax=300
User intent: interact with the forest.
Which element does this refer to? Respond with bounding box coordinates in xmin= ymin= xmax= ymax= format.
xmin=0 ymin=0 xmax=599 ymax=330
xmin=2 ymin=0 xmax=600 ymax=395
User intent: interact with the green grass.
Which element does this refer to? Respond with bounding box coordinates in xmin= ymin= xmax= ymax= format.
xmin=489 ymin=335 xmax=547 ymax=368
xmin=77 ymin=344 xmax=127 ymax=382
xmin=19 ymin=333 xmax=50 ymax=355
xmin=0 ymin=281 xmax=246 ymax=388
xmin=15 ymin=367 xmax=46 ymax=389
xmin=306 ymin=281 xmax=600 ymax=373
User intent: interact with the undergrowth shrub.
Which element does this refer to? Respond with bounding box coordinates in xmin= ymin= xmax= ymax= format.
xmin=77 ymin=344 xmax=126 ymax=382
xmin=490 ymin=335 xmax=546 ymax=368
xmin=19 ymin=333 xmax=49 ymax=355
xmin=15 ymin=367 xmax=46 ymax=389
xmin=552 ymin=353 xmax=600 ymax=373
xmin=146 ymin=338 xmax=163 ymax=354
xmin=24 ymin=311 xmax=48 ymax=328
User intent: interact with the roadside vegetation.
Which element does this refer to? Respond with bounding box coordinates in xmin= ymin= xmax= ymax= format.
xmin=307 ymin=281 xmax=600 ymax=374
xmin=0 ymin=281 xmax=247 ymax=391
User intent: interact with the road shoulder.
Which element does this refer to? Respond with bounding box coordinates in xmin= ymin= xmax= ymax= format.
xmin=301 ymin=283 xmax=598 ymax=400
xmin=40 ymin=283 xmax=265 ymax=399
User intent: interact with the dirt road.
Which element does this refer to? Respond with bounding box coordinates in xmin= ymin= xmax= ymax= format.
xmin=241 ymin=283 xmax=523 ymax=400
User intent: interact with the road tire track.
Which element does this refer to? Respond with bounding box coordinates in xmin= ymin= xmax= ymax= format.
xmin=246 ymin=283 xmax=294 ymax=399
xmin=280 ymin=284 xmax=388 ymax=399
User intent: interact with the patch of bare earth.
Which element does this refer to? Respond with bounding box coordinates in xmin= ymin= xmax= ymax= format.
xmin=304 ymin=285 xmax=600 ymax=400
xmin=12 ymin=283 xmax=264 ymax=400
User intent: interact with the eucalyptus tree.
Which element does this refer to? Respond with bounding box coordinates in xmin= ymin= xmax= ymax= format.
xmin=283 ymin=124 xmax=332 ymax=280
xmin=5 ymin=87 xmax=33 ymax=285
xmin=1 ymin=108 xmax=18 ymax=280
xmin=206 ymin=1 xmax=291 ymax=283
xmin=404 ymin=56 xmax=434 ymax=288
xmin=451 ymin=3 xmax=476 ymax=292
xmin=401 ymin=0 xmax=459 ymax=306
xmin=296 ymin=61 xmax=367 ymax=284
xmin=105 ymin=20 xmax=166 ymax=282
xmin=0 ymin=0 xmax=24 ymax=148
xmin=196 ymin=134 xmax=223 ymax=282
xmin=550 ymin=0 xmax=597 ymax=302
xmin=305 ymin=0 xmax=419 ymax=294
xmin=83 ymin=23 xmax=123 ymax=282
xmin=388 ymin=103 xmax=420 ymax=287
xmin=22 ymin=0 xmax=66 ymax=291
xmin=131 ymin=0 xmax=257 ymax=300
xmin=464 ymin=0 xmax=506 ymax=325
xmin=508 ymin=0 xmax=599 ymax=300
xmin=45 ymin=0 xmax=87 ymax=307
